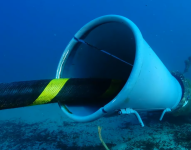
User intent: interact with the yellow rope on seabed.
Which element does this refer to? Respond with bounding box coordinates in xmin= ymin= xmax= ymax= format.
xmin=98 ymin=126 xmax=110 ymax=150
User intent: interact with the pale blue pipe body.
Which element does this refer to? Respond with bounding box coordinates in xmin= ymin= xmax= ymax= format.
xmin=56 ymin=15 xmax=182 ymax=122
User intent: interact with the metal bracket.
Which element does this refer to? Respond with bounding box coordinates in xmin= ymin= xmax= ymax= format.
xmin=118 ymin=108 xmax=144 ymax=127
xmin=159 ymin=108 xmax=171 ymax=121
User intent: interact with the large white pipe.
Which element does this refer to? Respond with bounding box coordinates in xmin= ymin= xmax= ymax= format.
xmin=56 ymin=15 xmax=183 ymax=123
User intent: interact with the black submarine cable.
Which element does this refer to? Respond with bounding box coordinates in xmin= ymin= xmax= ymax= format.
xmin=0 ymin=78 xmax=126 ymax=110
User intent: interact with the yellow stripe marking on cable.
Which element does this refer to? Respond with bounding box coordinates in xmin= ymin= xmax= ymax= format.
xmin=32 ymin=78 xmax=69 ymax=105
xmin=101 ymin=79 xmax=123 ymax=98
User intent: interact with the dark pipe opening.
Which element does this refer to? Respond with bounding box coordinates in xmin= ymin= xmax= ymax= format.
xmin=59 ymin=22 xmax=136 ymax=116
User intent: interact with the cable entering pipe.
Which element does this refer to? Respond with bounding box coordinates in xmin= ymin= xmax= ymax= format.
xmin=74 ymin=37 xmax=133 ymax=66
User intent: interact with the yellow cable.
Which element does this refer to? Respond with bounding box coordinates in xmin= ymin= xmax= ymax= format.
xmin=98 ymin=126 xmax=110 ymax=150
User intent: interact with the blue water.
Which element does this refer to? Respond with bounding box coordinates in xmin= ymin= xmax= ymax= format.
xmin=0 ymin=0 xmax=191 ymax=149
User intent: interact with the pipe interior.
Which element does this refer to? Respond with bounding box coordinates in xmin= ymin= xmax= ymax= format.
xmin=60 ymin=22 xmax=136 ymax=116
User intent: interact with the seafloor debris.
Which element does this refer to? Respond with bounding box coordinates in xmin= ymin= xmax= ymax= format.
xmin=183 ymin=56 xmax=191 ymax=74
xmin=98 ymin=126 xmax=110 ymax=150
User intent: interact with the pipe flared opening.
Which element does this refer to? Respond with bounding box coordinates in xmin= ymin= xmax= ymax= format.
xmin=57 ymin=17 xmax=137 ymax=116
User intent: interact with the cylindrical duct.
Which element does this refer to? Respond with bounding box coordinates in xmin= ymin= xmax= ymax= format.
xmin=56 ymin=15 xmax=182 ymax=122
